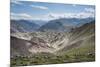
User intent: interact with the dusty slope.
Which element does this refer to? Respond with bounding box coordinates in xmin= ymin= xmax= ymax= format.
xmin=11 ymin=21 xmax=95 ymax=58
xmin=57 ymin=21 xmax=95 ymax=55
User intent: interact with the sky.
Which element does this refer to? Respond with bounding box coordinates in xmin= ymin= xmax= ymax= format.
xmin=10 ymin=0 xmax=95 ymax=21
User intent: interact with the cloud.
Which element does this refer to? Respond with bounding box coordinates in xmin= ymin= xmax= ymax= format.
xmin=76 ymin=12 xmax=94 ymax=18
xmin=30 ymin=5 xmax=48 ymax=10
xmin=72 ymin=4 xmax=77 ymax=7
xmin=11 ymin=0 xmax=23 ymax=5
xmin=84 ymin=8 xmax=95 ymax=13
xmin=11 ymin=11 xmax=95 ymax=21
xmin=11 ymin=13 xmax=33 ymax=20
xmin=45 ymin=12 xmax=95 ymax=20
xmin=11 ymin=8 xmax=95 ymax=21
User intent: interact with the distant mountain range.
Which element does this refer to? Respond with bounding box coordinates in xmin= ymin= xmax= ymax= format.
xmin=32 ymin=20 xmax=47 ymax=26
xmin=39 ymin=21 xmax=65 ymax=31
xmin=38 ymin=18 xmax=94 ymax=32
xmin=11 ymin=18 xmax=94 ymax=33
xmin=11 ymin=20 xmax=40 ymax=33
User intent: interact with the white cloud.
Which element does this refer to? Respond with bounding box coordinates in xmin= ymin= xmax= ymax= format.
xmin=11 ymin=12 xmax=95 ymax=21
xmin=11 ymin=9 xmax=95 ymax=21
xmin=30 ymin=5 xmax=48 ymax=10
xmin=76 ymin=12 xmax=94 ymax=18
xmin=11 ymin=0 xmax=22 ymax=5
xmin=11 ymin=13 xmax=33 ymax=20
xmin=72 ymin=4 xmax=77 ymax=7
xmin=43 ymin=12 xmax=95 ymax=20
xmin=84 ymin=8 xmax=95 ymax=13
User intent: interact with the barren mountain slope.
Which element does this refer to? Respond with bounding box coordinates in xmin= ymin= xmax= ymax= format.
xmin=11 ymin=21 xmax=95 ymax=57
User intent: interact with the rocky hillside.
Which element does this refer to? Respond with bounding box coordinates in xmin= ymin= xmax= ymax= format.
xmin=57 ymin=21 xmax=95 ymax=55
xmin=11 ymin=20 xmax=95 ymax=58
